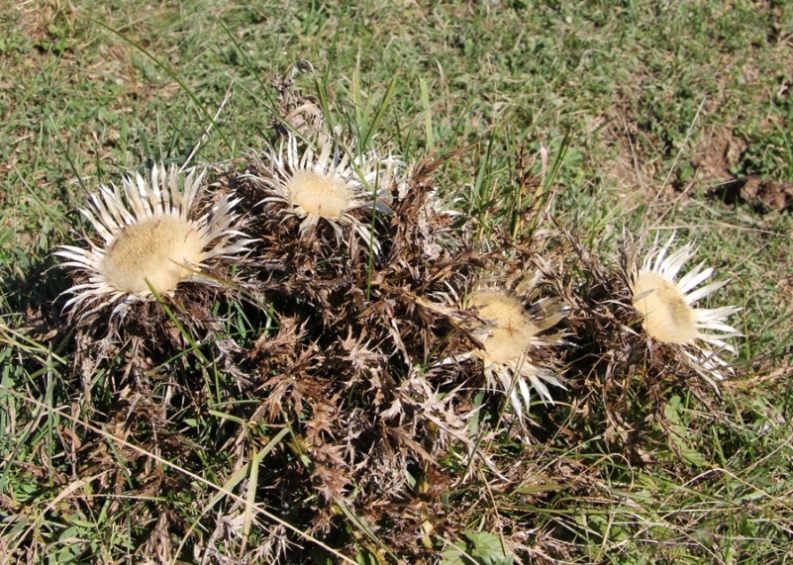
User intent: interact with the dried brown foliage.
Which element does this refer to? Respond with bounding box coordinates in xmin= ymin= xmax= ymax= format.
xmin=212 ymin=154 xmax=497 ymax=560
xmin=69 ymin=279 xmax=247 ymax=393
xmin=272 ymin=60 xmax=324 ymax=137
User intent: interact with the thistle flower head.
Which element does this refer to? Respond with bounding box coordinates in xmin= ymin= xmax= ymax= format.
xmin=453 ymin=271 xmax=569 ymax=421
xmin=251 ymin=133 xmax=400 ymax=251
xmin=630 ymin=234 xmax=742 ymax=385
xmin=57 ymin=164 xmax=252 ymax=319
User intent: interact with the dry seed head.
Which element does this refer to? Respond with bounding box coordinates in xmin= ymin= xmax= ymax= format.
xmin=632 ymin=271 xmax=696 ymax=344
xmin=57 ymin=164 xmax=252 ymax=318
xmin=285 ymin=169 xmax=353 ymax=220
xmin=100 ymin=216 xmax=206 ymax=295
xmin=469 ymin=291 xmax=541 ymax=365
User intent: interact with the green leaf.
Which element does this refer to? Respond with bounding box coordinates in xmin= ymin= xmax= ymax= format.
xmin=440 ymin=531 xmax=514 ymax=565
xmin=665 ymin=396 xmax=708 ymax=467
xmin=440 ymin=542 xmax=469 ymax=565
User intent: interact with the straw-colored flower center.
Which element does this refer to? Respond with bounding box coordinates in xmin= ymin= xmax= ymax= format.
xmin=632 ymin=271 xmax=696 ymax=344
xmin=286 ymin=170 xmax=352 ymax=219
xmin=471 ymin=292 xmax=538 ymax=363
xmin=101 ymin=216 xmax=205 ymax=295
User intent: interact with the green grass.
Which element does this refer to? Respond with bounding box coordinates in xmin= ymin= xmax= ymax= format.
xmin=2 ymin=0 xmax=793 ymax=563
